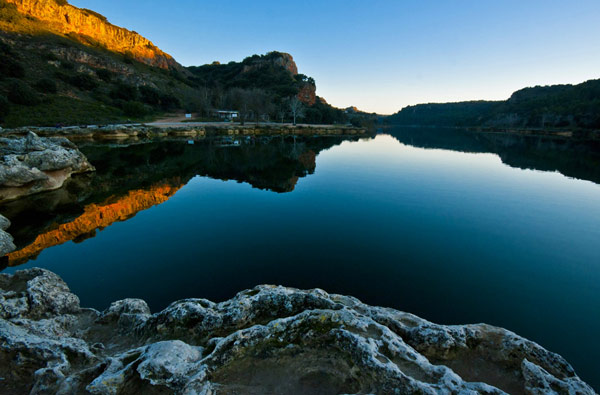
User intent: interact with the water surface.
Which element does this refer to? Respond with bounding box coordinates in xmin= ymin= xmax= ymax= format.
xmin=2 ymin=129 xmax=599 ymax=389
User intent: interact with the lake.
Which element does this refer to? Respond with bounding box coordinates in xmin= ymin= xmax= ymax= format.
xmin=1 ymin=128 xmax=599 ymax=390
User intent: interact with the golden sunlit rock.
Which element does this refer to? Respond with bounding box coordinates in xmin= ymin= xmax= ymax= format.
xmin=4 ymin=0 xmax=179 ymax=69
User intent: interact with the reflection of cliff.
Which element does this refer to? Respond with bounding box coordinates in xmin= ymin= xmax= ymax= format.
xmin=386 ymin=127 xmax=600 ymax=184
xmin=1 ymin=135 xmax=365 ymax=267
xmin=7 ymin=182 xmax=182 ymax=266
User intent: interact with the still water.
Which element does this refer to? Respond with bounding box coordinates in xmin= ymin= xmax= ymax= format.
xmin=2 ymin=128 xmax=600 ymax=389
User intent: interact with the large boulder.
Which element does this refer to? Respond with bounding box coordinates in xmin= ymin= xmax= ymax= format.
xmin=0 ymin=214 xmax=15 ymax=256
xmin=0 ymin=268 xmax=594 ymax=394
xmin=0 ymin=132 xmax=94 ymax=202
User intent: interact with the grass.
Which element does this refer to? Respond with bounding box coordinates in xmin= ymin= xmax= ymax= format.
xmin=2 ymin=96 xmax=124 ymax=127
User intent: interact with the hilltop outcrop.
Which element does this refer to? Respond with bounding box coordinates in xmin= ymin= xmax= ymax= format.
xmin=3 ymin=0 xmax=179 ymax=69
xmin=0 ymin=268 xmax=594 ymax=394
xmin=0 ymin=132 xmax=94 ymax=202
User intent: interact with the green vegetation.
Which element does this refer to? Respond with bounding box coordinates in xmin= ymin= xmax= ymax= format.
xmin=0 ymin=95 xmax=8 ymax=121
xmin=0 ymin=3 xmax=375 ymax=128
xmin=387 ymin=80 xmax=600 ymax=130
xmin=34 ymin=78 xmax=58 ymax=94
xmin=187 ymin=51 xmax=358 ymax=125
xmin=7 ymin=79 xmax=39 ymax=105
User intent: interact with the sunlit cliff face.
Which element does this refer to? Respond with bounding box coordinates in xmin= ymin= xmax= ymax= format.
xmin=7 ymin=182 xmax=182 ymax=266
xmin=3 ymin=0 xmax=179 ymax=69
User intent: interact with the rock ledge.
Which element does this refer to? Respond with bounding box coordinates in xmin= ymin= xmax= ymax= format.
xmin=0 ymin=268 xmax=594 ymax=394
xmin=0 ymin=132 xmax=95 ymax=203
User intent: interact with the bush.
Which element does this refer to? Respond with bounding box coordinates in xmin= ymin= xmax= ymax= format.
xmin=69 ymin=73 xmax=98 ymax=90
xmin=60 ymin=61 xmax=75 ymax=70
xmin=122 ymin=101 xmax=148 ymax=117
xmin=159 ymin=93 xmax=181 ymax=110
xmin=42 ymin=52 xmax=59 ymax=61
xmin=0 ymin=0 xmax=22 ymax=24
xmin=0 ymin=54 xmax=25 ymax=78
xmin=0 ymin=95 xmax=9 ymax=121
xmin=139 ymin=85 xmax=160 ymax=106
xmin=34 ymin=78 xmax=58 ymax=94
xmin=7 ymin=80 xmax=39 ymax=105
xmin=110 ymin=83 xmax=137 ymax=101
xmin=95 ymin=68 xmax=113 ymax=82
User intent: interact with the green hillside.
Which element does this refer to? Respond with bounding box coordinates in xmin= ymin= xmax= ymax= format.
xmin=387 ymin=79 xmax=600 ymax=130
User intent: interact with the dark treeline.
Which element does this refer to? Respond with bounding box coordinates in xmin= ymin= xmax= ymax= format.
xmin=387 ymin=79 xmax=600 ymax=130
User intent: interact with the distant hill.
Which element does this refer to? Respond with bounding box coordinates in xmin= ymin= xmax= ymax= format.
xmin=387 ymin=79 xmax=600 ymax=130
xmin=0 ymin=0 xmax=363 ymax=127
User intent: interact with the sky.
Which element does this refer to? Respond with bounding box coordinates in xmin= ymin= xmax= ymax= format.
xmin=70 ymin=0 xmax=600 ymax=114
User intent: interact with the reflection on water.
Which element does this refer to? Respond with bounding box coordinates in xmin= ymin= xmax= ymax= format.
xmin=387 ymin=127 xmax=600 ymax=184
xmin=1 ymin=129 xmax=599 ymax=389
xmin=2 ymin=130 xmax=599 ymax=269
xmin=6 ymin=183 xmax=182 ymax=265
xmin=1 ymin=135 xmax=366 ymax=267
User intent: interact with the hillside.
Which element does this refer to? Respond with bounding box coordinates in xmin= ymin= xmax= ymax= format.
xmin=2 ymin=0 xmax=180 ymax=69
xmin=0 ymin=0 xmax=364 ymax=127
xmin=387 ymin=79 xmax=600 ymax=131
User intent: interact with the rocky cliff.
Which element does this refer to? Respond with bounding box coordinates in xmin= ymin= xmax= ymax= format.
xmin=3 ymin=0 xmax=179 ymax=69
xmin=0 ymin=268 xmax=594 ymax=394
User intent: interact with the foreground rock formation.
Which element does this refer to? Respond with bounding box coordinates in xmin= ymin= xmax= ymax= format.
xmin=0 ymin=213 xmax=15 ymax=255
xmin=0 ymin=269 xmax=593 ymax=394
xmin=0 ymin=132 xmax=94 ymax=203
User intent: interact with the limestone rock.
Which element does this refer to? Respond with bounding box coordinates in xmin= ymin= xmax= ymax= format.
xmin=0 ymin=132 xmax=95 ymax=202
xmin=0 ymin=268 xmax=594 ymax=394
xmin=0 ymin=214 xmax=15 ymax=256
xmin=4 ymin=0 xmax=180 ymax=69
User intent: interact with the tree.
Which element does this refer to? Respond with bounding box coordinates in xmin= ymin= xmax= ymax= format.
xmin=227 ymin=88 xmax=251 ymax=125
xmin=287 ymin=96 xmax=305 ymax=125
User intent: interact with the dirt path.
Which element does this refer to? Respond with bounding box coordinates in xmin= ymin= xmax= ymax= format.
xmin=149 ymin=114 xmax=190 ymax=124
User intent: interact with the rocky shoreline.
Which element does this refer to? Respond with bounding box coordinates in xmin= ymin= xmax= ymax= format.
xmin=0 ymin=123 xmax=369 ymax=141
xmin=0 ymin=268 xmax=594 ymax=394
xmin=0 ymin=132 xmax=95 ymax=203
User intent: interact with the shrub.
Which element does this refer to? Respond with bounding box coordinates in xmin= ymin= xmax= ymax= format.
xmin=0 ymin=95 xmax=9 ymax=121
xmin=122 ymin=101 xmax=148 ymax=117
xmin=139 ymin=85 xmax=160 ymax=106
xmin=42 ymin=52 xmax=59 ymax=61
xmin=34 ymin=78 xmax=58 ymax=94
xmin=60 ymin=61 xmax=75 ymax=70
xmin=159 ymin=93 xmax=181 ymax=110
xmin=69 ymin=73 xmax=98 ymax=90
xmin=95 ymin=68 xmax=113 ymax=82
xmin=110 ymin=83 xmax=137 ymax=101
xmin=0 ymin=0 xmax=22 ymax=24
xmin=0 ymin=54 xmax=25 ymax=78
xmin=7 ymin=80 xmax=39 ymax=105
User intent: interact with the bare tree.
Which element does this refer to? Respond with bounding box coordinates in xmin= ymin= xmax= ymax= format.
xmin=287 ymin=96 xmax=305 ymax=125
xmin=228 ymin=88 xmax=251 ymax=125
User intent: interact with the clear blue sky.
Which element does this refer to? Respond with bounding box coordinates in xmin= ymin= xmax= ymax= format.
xmin=70 ymin=0 xmax=600 ymax=114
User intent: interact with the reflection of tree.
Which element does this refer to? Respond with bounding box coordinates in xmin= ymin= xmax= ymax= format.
xmin=386 ymin=127 xmax=600 ymax=184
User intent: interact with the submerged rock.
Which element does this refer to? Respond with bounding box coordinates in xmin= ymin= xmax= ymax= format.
xmin=0 ymin=132 xmax=95 ymax=202
xmin=0 ymin=268 xmax=594 ymax=394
